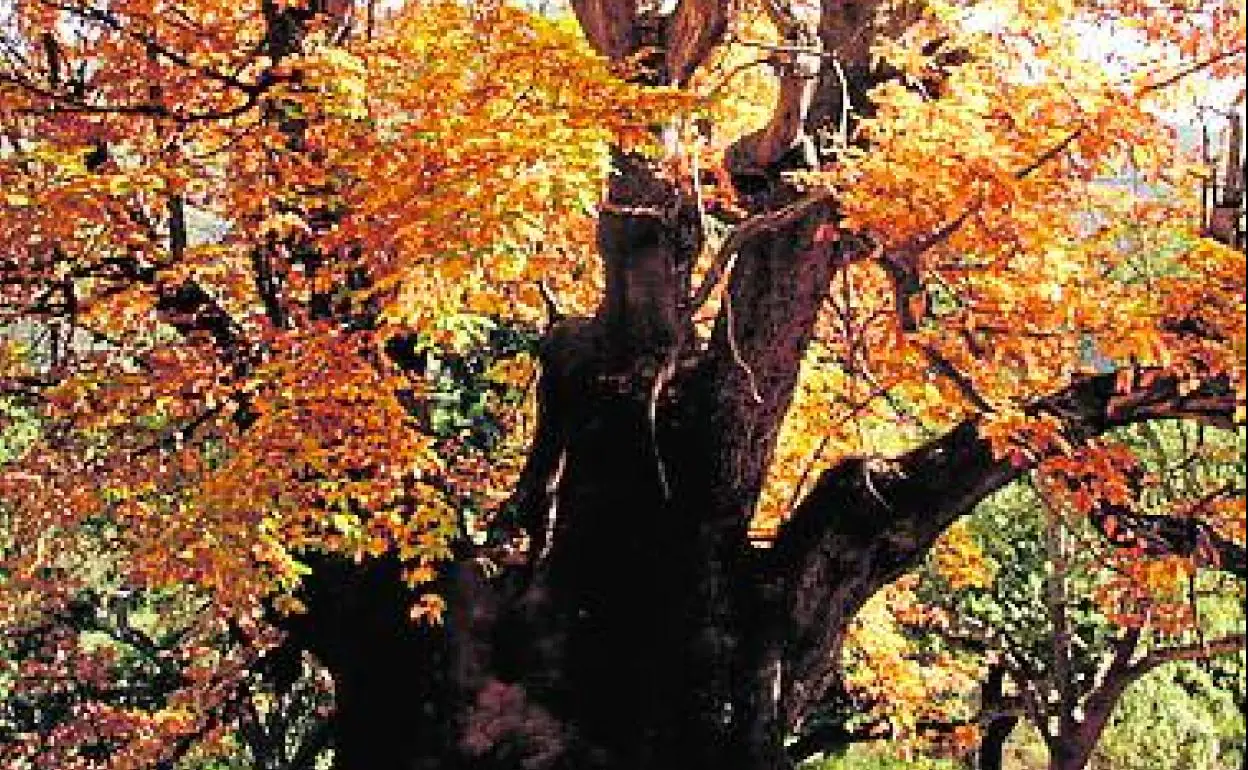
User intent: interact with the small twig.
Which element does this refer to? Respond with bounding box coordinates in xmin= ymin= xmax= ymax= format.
xmin=787 ymin=434 xmax=831 ymax=513
xmin=703 ymin=57 xmax=774 ymax=101
xmin=916 ymin=341 xmax=993 ymax=412
xmin=725 ymin=291 xmax=763 ymax=404
xmin=689 ymin=191 xmax=833 ymax=313
xmin=860 ymin=459 xmax=895 ymax=512
xmin=1136 ymin=45 xmax=1246 ymax=96
xmin=831 ymin=57 xmax=851 ymax=148
xmin=1014 ymin=124 xmax=1087 ymax=180
xmin=537 ymin=280 xmax=563 ymax=325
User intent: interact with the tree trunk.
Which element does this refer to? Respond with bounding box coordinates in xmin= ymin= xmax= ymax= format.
xmin=1048 ymin=743 xmax=1094 ymax=770
xmin=977 ymin=665 xmax=1018 ymax=770
xmin=268 ymin=3 xmax=1244 ymax=765
xmin=288 ymin=359 xmax=811 ymax=769
xmin=276 ymin=186 xmax=1241 ymax=770
xmin=978 ymin=715 xmax=1018 ymax=770
xmin=280 ymin=143 xmax=837 ymax=769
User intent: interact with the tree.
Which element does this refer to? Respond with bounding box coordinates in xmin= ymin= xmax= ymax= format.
xmin=893 ymin=421 xmax=1246 ymax=770
xmin=1092 ymin=656 xmax=1246 ymax=770
xmin=1 ymin=0 xmax=1245 ymax=768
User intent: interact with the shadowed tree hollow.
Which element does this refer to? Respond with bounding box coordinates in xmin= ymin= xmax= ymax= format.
xmin=0 ymin=0 xmax=1244 ymax=768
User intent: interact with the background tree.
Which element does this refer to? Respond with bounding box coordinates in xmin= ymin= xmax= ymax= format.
xmin=1 ymin=0 xmax=1245 ymax=769
xmin=892 ymin=421 xmax=1246 ymax=770
xmin=792 ymin=422 xmax=1245 ymax=768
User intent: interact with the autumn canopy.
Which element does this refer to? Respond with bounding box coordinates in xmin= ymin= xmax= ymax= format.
xmin=0 ymin=0 xmax=1244 ymax=766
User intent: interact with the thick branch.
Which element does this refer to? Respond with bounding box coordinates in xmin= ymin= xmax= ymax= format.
xmin=571 ymin=0 xmax=640 ymax=62
xmin=570 ymin=0 xmax=729 ymax=84
xmin=666 ymin=0 xmax=731 ymax=85
xmin=765 ymin=368 xmax=1240 ymax=727
xmin=776 ymin=369 xmax=1241 ymax=568
xmin=698 ymin=192 xmax=838 ymax=520
xmin=1073 ymin=629 xmax=1243 ymax=761
xmin=804 ymin=0 xmax=887 ymax=139
xmin=1090 ymin=503 xmax=1247 ymax=579
xmin=1131 ymin=633 xmax=1247 ymax=675
xmin=726 ymin=50 xmax=821 ymax=173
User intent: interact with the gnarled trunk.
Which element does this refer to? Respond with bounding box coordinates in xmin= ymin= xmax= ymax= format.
xmin=276 ymin=155 xmax=1242 ymax=770
xmin=270 ymin=2 xmax=1245 ymax=767
xmin=284 ymin=140 xmax=843 ymax=768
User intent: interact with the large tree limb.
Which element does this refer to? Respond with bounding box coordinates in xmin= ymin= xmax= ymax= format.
xmin=666 ymin=0 xmax=731 ymax=85
xmin=570 ymin=0 xmax=729 ymax=84
xmin=571 ymin=0 xmax=640 ymax=62
xmin=1089 ymin=503 xmax=1247 ymax=579
xmin=698 ymin=193 xmax=839 ymax=520
xmin=772 ymin=369 xmax=1241 ymax=580
xmin=1068 ymin=629 xmax=1244 ymax=766
xmin=763 ymin=368 xmax=1241 ymax=728
xmin=725 ymin=48 xmax=821 ymax=174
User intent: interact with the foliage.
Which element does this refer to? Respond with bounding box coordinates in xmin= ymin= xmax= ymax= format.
xmin=800 ymin=744 xmax=962 ymax=770
xmin=859 ymin=420 xmax=1248 ymax=767
xmin=1092 ymin=659 xmax=1246 ymax=770
xmin=0 ymin=0 xmax=1245 ymax=765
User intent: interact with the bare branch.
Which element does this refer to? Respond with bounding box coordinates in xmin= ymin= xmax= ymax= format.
xmin=1131 ymin=633 xmax=1247 ymax=675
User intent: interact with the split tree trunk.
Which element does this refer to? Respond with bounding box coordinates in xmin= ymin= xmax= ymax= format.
xmin=277 ymin=154 xmax=1240 ymax=770
xmin=271 ymin=1 xmax=1244 ymax=768
xmin=286 ymin=140 xmax=849 ymax=768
